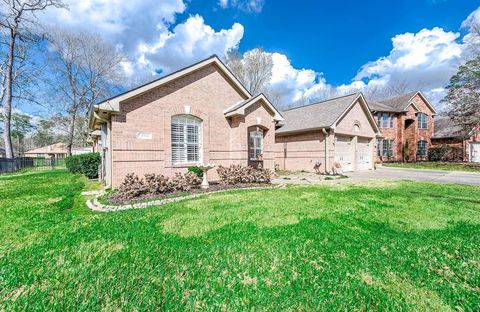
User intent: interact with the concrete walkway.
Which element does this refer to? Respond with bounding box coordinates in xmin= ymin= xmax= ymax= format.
xmin=272 ymin=167 xmax=480 ymax=186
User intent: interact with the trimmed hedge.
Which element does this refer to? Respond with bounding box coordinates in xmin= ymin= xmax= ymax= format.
xmin=429 ymin=145 xmax=463 ymax=162
xmin=65 ymin=152 xmax=101 ymax=179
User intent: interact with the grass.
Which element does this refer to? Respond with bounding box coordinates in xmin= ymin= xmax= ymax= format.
xmin=384 ymin=161 xmax=480 ymax=172
xmin=1 ymin=170 xmax=480 ymax=310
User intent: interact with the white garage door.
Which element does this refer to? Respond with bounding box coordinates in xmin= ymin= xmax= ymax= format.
xmin=356 ymin=138 xmax=372 ymax=170
xmin=471 ymin=143 xmax=480 ymax=163
xmin=335 ymin=136 xmax=353 ymax=172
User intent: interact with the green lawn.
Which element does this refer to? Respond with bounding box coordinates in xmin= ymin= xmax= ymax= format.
xmin=384 ymin=161 xmax=480 ymax=172
xmin=1 ymin=170 xmax=480 ymax=310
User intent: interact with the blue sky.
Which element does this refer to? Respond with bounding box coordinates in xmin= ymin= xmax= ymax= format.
xmin=183 ymin=0 xmax=477 ymax=84
xmin=33 ymin=0 xmax=480 ymax=111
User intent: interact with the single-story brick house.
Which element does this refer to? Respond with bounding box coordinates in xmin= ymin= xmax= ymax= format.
xmin=274 ymin=93 xmax=380 ymax=173
xmin=368 ymin=91 xmax=437 ymax=162
xmin=89 ymin=55 xmax=284 ymax=188
xmin=431 ymin=117 xmax=480 ymax=162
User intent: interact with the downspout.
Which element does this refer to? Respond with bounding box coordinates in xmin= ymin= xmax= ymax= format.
xmin=322 ymin=128 xmax=329 ymax=174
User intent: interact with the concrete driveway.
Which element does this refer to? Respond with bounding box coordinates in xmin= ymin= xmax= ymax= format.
xmin=273 ymin=167 xmax=480 ymax=186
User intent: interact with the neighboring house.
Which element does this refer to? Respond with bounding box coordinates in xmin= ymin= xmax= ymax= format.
xmin=431 ymin=117 xmax=480 ymax=162
xmin=0 ymin=147 xmax=5 ymax=158
xmin=368 ymin=91 xmax=437 ymax=162
xmin=275 ymin=93 xmax=380 ymax=173
xmin=24 ymin=143 xmax=92 ymax=159
xmin=89 ymin=55 xmax=283 ymax=188
xmin=25 ymin=143 xmax=68 ymax=159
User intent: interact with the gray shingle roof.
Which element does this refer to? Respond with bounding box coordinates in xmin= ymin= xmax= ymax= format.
xmin=367 ymin=99 xmax=405 ymax=113
xmin=367 ymin=91 xmax=421 ymax=113
xmin=379 ymin=91 xmax=417 ymax=110
xmin=276 ymin=93 xmax=359 ymax=134
xmin=223 ymin=99 xmax=249 ymax=114
xmin=433 ymin=118 xmax=469 ymax=139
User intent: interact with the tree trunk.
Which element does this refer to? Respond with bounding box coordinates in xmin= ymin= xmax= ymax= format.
xmin=67 ymin=110 xmax=77 ymax=156
xmin=3 ymin=29 xmax=15 ymax=159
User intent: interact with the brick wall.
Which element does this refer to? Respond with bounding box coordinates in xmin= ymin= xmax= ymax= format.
xmin=109 ymin=64 xmax=276 ymax=188
xmin=374 ymin=93 xmax=435 ymax=162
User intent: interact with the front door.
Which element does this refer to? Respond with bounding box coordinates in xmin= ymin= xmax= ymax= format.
xmin=471 ymin=143 xmax=480 ymax=163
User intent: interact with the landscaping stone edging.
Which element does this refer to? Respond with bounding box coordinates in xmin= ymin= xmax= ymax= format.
xmin=85 ymin=184 xmax=285 ymax=212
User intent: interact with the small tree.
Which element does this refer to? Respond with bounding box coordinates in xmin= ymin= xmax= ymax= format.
xmin=46 ymin=28 xmax=125 ymax=155
xmin=443 ymin=55 xmax=480 ymax=131
xmin=403 ymin=141 xmax=410 ymax=162
xmin=225 ymin=48 xmax=273 ymax=96
xmin=0 ymin=0 xmax=66 ymax=158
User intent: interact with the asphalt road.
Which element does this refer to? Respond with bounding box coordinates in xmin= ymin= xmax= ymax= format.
xmin=273 ymin=167 xmax=480 ymax=186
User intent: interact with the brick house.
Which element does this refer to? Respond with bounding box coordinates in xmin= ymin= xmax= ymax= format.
xmin=275 ymin=93 xmax=380 ymax=173
xmin=368 ymin=91 xmax=437 ymax=162
xmin=89 ymin=55 xmax=283 ymax=188
xmin=431 ymin=118 xmax=480 ymax=162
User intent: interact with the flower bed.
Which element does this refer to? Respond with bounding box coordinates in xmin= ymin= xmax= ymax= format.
xmin=101 ymin=165 xmax=273 ymax=207
xmin=103 ymin=182 xmax=269 ymax=206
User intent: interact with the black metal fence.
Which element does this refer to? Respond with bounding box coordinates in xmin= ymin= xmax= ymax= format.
xmin=0 ymin=157 xmax=66 ymax=174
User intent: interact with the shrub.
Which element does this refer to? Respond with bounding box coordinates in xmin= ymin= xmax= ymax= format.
xmin=188 ymin=166 xmax=203 ymax=178
xmin=216 ymin=164 xmax=271 ymax=185
xmin=429 ymin=145 xmax=463 ymax=162
xmin=65 ymin=152 xmax=101 ymax=178
xmin=65 ymin=155 xmax=82 ymax=174
xmin=118 ymin=172 xmax=201 ymax=199
xmin=170 ymin=172 xmax=201 ymax=192
xmin=144 ymin=173 xmax=171 ymax=194
xmin=78 ymin=153 xmax=101 ymax=179
xmin=118 ymin=173 xmax=148 ymax=199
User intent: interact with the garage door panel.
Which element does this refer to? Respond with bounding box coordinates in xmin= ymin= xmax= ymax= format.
xmin=356 ymin=138 xmax=372 ymax=171
xmin=335 ymin=136 xmax=353 ymax=172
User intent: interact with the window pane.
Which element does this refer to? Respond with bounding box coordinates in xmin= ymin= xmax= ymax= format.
xmin=171 ymin=115 xmax=201 ymax=164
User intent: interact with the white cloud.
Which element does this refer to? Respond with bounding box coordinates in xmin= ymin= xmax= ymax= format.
xmin=139 ymin=15 xmax=244 ymax=73
xmin=40 ymin=1 xmax=245 ymax=79
xmin=355 ymin=27 xmax=463 ymax=93
xmin=218 ymin=0 xmax=265 ymax=13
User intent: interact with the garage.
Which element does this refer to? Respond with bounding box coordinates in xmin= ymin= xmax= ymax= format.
xmin=356 ymin=138 xmax=372 ymax=170
xmin=471 ymin=143 xmax=480 ymax=162
xmin=335 ymin=135 xmax=353 ymax=172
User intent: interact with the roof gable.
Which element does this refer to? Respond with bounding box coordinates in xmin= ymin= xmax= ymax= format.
xmin=373 ymin=91 xmax=437 ymax=114
xmin=276 ymin=93 xmax=379 ymax=135
xmin=95 ymin=55 xmax=251 ymax=113
xmin=224 ymin=93 xmax=284 ymax=121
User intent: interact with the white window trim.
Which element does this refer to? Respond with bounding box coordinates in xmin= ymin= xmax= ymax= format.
xmin=171 ymin=115 xmax=203 ymax=165
xmin=249 ymin=129 xmax=264 ymax=161
xmin=418 ymin=113 xmax=428 ymax=129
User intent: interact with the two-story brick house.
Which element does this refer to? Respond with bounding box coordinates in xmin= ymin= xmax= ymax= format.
xmin=368 ymin=91 xmax=437 ymax=162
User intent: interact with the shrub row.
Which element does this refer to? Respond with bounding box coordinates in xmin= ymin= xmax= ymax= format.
xmin=118 ymin=172 xmax=201 ymax=200
xmin=217 ymin=164 xmax=271 ymax=185
xmin=65 ymin=152 xmax=101 ymax=179
xmin=429 ymin=145 xmax=463 ymax=162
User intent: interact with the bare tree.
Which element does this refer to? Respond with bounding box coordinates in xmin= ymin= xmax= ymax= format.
xmin=443 ymin=55 xmax=480 ymax=129
xmin=226 ymin=48 xmax=273 ymax=96
xmin=0 ymin=0 xmax=66 ymax=158
xmin=46 ymin=28 xmax=125 ymax=155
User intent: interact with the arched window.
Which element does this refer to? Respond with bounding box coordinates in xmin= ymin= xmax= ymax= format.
xmin=249 ymin=128 xmax=264 ymax=161
xmin=171 ymin=115 xmax=202 ymax=164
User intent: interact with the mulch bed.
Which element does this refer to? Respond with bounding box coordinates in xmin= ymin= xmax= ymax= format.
xmin=105 ymin=182 xmax=270 ymax=205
